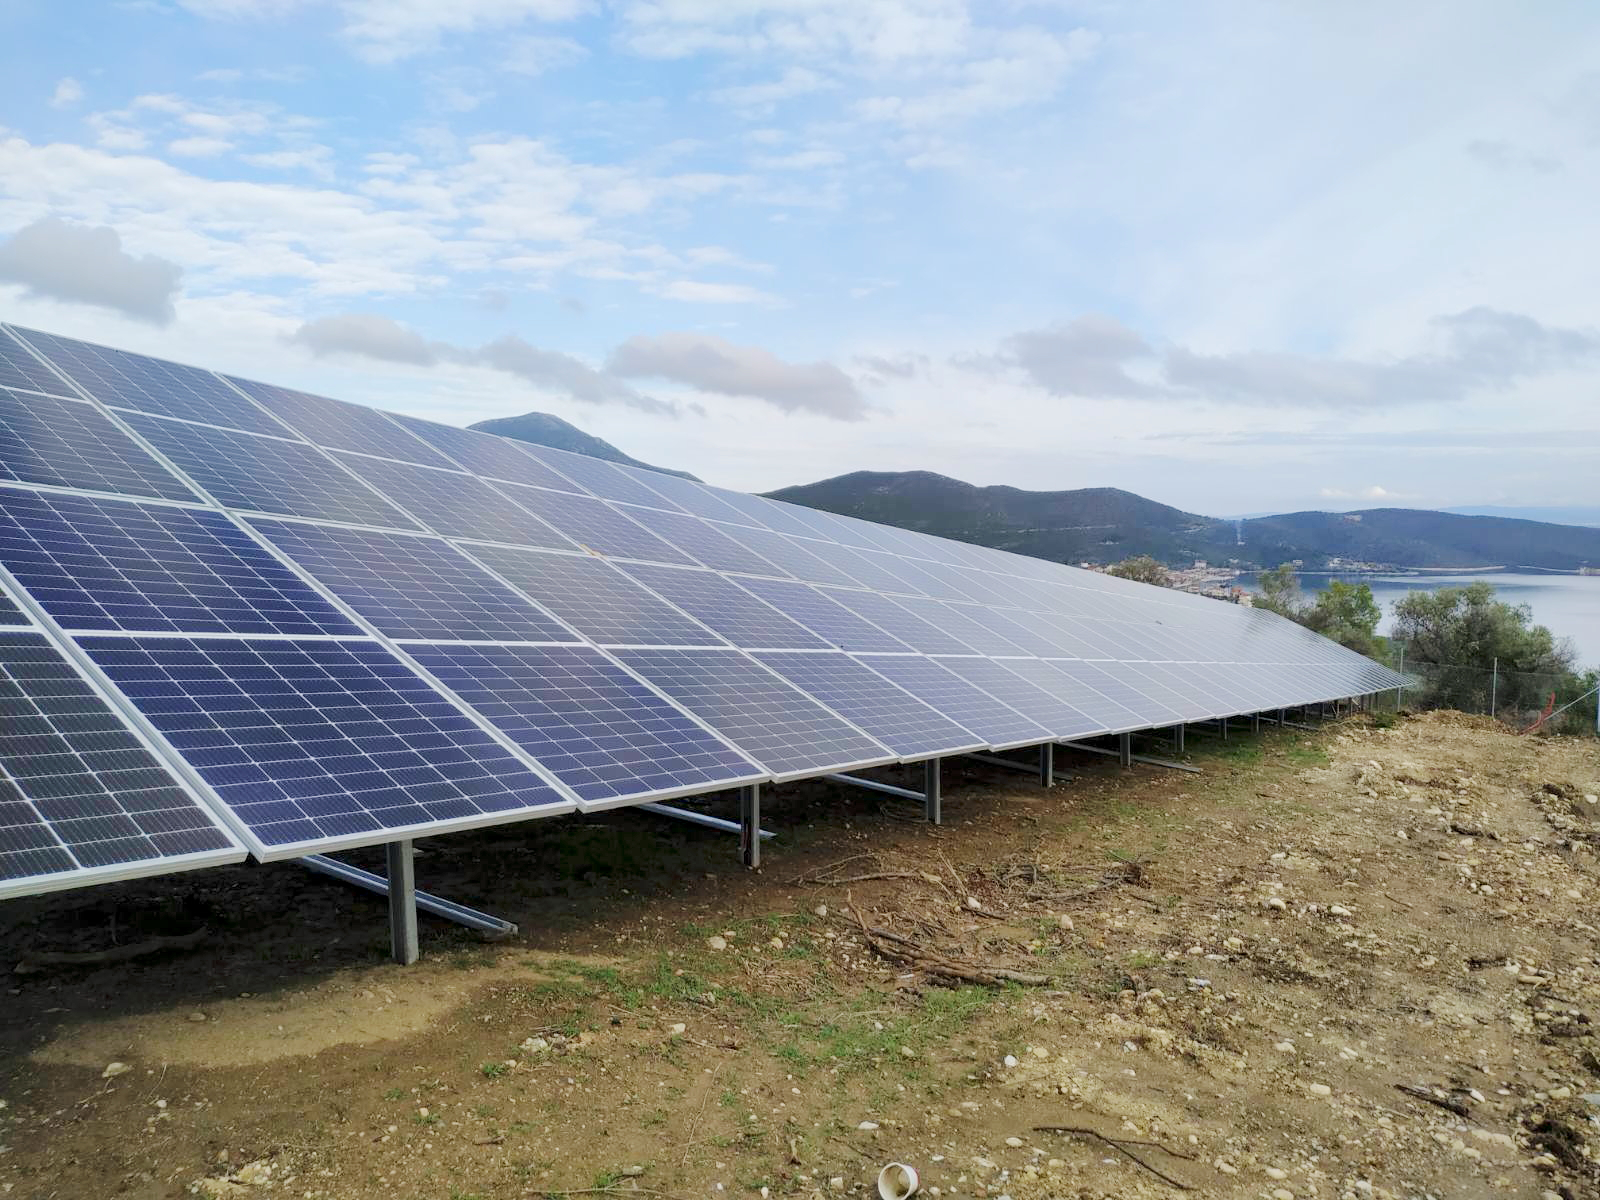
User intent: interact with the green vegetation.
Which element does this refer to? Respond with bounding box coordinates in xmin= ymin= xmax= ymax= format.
xmin=1254 ymin=564 xmax=1382 ymax=656
xmin=1106 ymin=555 xmax=1171 ymax=586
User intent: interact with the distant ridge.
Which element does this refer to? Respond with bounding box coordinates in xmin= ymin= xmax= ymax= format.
xmin=1442 ymin=504 xmax=1600 ymax=528
xmin=469 ymin=411 xmax=700 ymax=481
xmin=768 ymin=470 xmax=1600 ymax=571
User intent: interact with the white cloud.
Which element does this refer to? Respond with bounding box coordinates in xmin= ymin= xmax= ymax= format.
xmin=0 ymin=217 xmax=183 ymax=325
xmin=657 ymin=280 xmax=780 ymax=305
xmin=168 ymin=135 xmax=234 ymax=157
xmin=1000 ymin=315 xmax=1160 ymax=398
xmin=339 ymin=0 xmax=588 ymax=63
xmin=476 ymin=335 xmax=672 ymax=414
xmin=291 ymin=312 xmax=439 ymax=364
xmin=608 ymin=332 xmax=869 ymax=419
xmin=50 ymin=78 xmax=84 ymax=109
xmin=709 ymin=67 xmax=835 ymax=109
xmin=502 ymin=34 xmax=588 ymax=75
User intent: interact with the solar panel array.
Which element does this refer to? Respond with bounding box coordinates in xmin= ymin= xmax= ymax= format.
xmin=0 ymin=322 xmax=1404 ymax=898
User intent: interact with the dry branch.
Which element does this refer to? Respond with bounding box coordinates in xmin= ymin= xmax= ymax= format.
xmin=1393 ymin=1083 xmax=1471 ymax=1117
xmin=15 ymin=927 xmax=208 ymax=974
xmin=1033 ymin=1125 xmax=1196 ymax=1190
xmin=846 ymin=902 xmax=1048 ymax=988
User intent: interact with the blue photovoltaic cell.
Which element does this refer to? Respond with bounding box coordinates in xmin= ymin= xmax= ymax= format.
xmin=621 ymin=506 xmax=783 ymax=575
xmin=1121 ymin=662 xmax=1217 ymax=721
xmin=712 ymin=524 xmax=860 ymax=586
xmin=1001 ymin=658 xmax=1145 ymax=733
xmin=821 ymin=587 xmax=974 ymax=655
xmin=0 ymin=329 xmax=76 ymax=397
xmin=515 ymin=444 xmax=688 ymax=511
xmin=704 ymin=488 xmax=819 ymax=537
xmin=934 ymin=656 xmax=1103 ymax=740
xmin=854 ymin=655 xmax=1051 ymax=749
xmin=0 ymin=585 xmax=24 ymax=626
xmin=890 ymin=596 xmax=1029 ymax=656
xmin=0 ymin=388 xmax=199 ymax=502
xmin=333 ymin=453 xmax=570 ymax=549
xmin=462 ymin=546 xmax=724 ymax=647
xmin=822 ymin=545 xmax=926 ymax=594
xmin=500 ymin=483 xmax=694 ymax=564
xmin=124 ymin=413 xmax=420 ymax=529
xmin=0 ymin=631 xmax=239 ymax=889
xmin=619 ymin=469 xmax=756 ymax=524
xmin=619 ymin=562 xmax=831 ymax=650
xmin=17 ymin=327 xmax=284 ymax=435
xmin=733 ymin=577 xmax=911 ymax=653
xmin=0 ymin=489 xmax=363 ymax=636
xmin=960 ymin=605 xmax=1073 ymax=656
xmin=390 ymin=414 xmax=581 ymax=492
xmin=247 ymin=518 xmax=577 ymax=643
xmin=226 ymin=377 xmax=457 ymax=470
xmin=615 ymin=648 xmax=892 ymax=778
xmin=981 ymin=608 xmax=1090 ymax=658
xmin=755 ymin=651 xmax=983 ymax=760
xmin=879 ymin=555 xmax=981 ymax=602
xmin=1047 ymin=659 xmax=1182 ymax=728
xmin=407 ymin=642 xmax=761 ymax=804
xmin=79 ymin=636 xmax=570 ymax=852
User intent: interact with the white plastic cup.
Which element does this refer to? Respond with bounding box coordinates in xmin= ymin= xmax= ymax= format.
xmin=877 ymin=1163 xmax=920 ymax=1200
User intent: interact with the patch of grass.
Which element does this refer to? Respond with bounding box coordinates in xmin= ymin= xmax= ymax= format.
xmin=411 ymin=1113 xmax=441 ymax=1127
xmin=1284 ymin=741 xmax=1329 ymax=766
xmin=474 ymin=1103 xmax=499 ymax=1119
xmin=1124 ymin=951 xmax=1161 ymax=970
xmin=382 ymin=1087 xmax=405 ymax=1101
xmin=479 ymin=1061 xmax=509 ymax=1079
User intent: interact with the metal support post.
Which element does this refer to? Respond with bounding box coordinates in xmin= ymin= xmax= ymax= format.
xmin=823 ymin=773 xmax=925 ymax=802
xmin=1395 ymin=644 xmax=1406 ymax=708
xmin=1220 ymin=716 xmax=1229 ymax=740
xmin=1119 ymin=733 xmax=1132 ymax=767
xmin=1038 ymin=742 xmax=1054 ymax=787
xmin=1062 ymin=741 xmax=1202 ymax=774
xmin=739 ymin=784 xmax=761 ymax=869
xmin=924 ymin=757 xmax=942 ymax=825
xmin=1174 ymin=724 xmax=1186 ymax=753
xmin=966 ymin=752 xmax=1070 ymax=783
xmin=1251 ymin=712 xmax=1260 ymax=734
xmin=387 ymin=840 xmax=419 ymax=966
xmin=300 ymin=854 xmax=517 ymax=940
xmin=1490 ymin=658 xmax=1498 ymax=718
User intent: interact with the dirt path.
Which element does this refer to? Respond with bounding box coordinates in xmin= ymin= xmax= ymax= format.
xmin=1 ymin=713 xmax=1596 ymax=1200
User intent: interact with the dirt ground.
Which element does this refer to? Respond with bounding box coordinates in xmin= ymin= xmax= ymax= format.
xmin=1 ymin=712 xmax=1597 ymax=1200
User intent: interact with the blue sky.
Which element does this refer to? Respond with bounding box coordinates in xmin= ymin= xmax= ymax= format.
xmin=2 ymin=0 xmax=1598 ymax=514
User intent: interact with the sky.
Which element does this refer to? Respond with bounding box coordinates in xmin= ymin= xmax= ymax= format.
xmin=2 ymin=0 xmax=1598 ymax=516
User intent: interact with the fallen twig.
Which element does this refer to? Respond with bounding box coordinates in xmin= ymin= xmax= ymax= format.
xmin=846 ymin=903 xmax=1049 ymax=987
xmin=1393 ymin=1083 xmax=1471 ymax=1117
xmin=680 ymin=1065 xmax=722 ymax=1167
xmin=1032 ymin=1125 xmax=1196 ymax=1190
xmin=15 ymin=927 xmax=208 ymax=974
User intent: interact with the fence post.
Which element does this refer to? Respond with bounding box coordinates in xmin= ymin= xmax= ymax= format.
xmin=1395 ymin=643 xmax=1405 ymax=708
xmin=1490 ymin=658 xmax=1498 ymax=719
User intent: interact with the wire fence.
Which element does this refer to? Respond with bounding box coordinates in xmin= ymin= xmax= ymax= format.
xmin=1377 ymin=656 xmax=1600 ymax=737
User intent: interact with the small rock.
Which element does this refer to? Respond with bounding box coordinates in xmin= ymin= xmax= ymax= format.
xmin=1308 ymin=1083 xmax=1332 ymax=1097
xmin=1274 ymin=1041 xmax=1296 ymax=1053
xmin=707 ymin=936 xmax=728 ymax=951
xmin=1056 ymin=914 xmax=1073 ymax=930
xmin=966 ymin=896 xmax=982 ymax=910
xmin=234 ymin=1160 xmax=272 ymax=1185
xmin=668 ymin=1023 xmax=686 ymax=1036
xmin=1265 ymin=1167 xmax=1288 ymax=1180
xmin=187 ymin=1011 xmax=208 ymax=1023
xmin=769 ymin=936 xmax=784 ymax=950
xmin=1329 ymin=905 xmax=1352 ymax=917
xmin=101 ymin=1061 xmax=132 ymax=1080
xmin=1272 ymin=1190 xmax=1294 ymax=1200
xmin=520 ymin=1037 xmax=550 ymax=1054
xmin=1003 ymin=1055 xmax=1019 ymax=1068
xmin=1264 ymin=897 xmax=1287 ymax=911
xmin=813 ymin=904 xmax=828 ymax=918
xmin=899 ymin=1046 xmax=916 ymax=1058
xmin=1030 ymin=1046 xmax=1050 ymax=1059
xmin=829 ymin=1178 xmax=846 ymax=1192
xmin=620 ymin=1166 xmax=646 ymax=1177
xmin=1004 ymin=1137 xmax=1024 ymax=1148
xmin=191 ymin=1180 xmax=249 ymax=1198
xmin=857 ymin=1120 xmax=879 ymax=1131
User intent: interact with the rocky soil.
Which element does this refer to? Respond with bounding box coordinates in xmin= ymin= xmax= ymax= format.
xmin=0 ymin=711 xmax=1595 ymax=1200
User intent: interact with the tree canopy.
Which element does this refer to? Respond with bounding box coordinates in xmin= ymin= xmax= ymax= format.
xmin=1253 ymin=564 xmax=1382 ymax=656
xmin=1106 ymin=555 xmax=1171 ymax=587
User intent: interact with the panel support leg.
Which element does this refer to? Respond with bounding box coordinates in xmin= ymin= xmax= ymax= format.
xmin=924 ymin=757 xmax=942 ymax=825
xmin=1118 ymin=733 xmax=1132 ymax=767
xmin=387 ymin=839 xmax=419 ymax=966
xmin=1174 ymin=724 xmax=1186 ymax=753
xmin=1251 ymin=713 xmax=1261 ymax=734
xmin=1220 ymin=717 xmax=1229 ymax=740
xmin=739 ymin=784 xmax=761 ymax=869
xmin=1038 ymin=742 xmax=1054 ymax=788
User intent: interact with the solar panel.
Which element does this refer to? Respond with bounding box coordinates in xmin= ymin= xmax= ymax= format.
xmin=390 ymin=414 xmax=582 ymax=492
xmin=616 ymin=468 xmax=756 ymax=524
xmin=621 ymin=506 xmax=784 ymax=575
xmin=755 ymin=651 xmax=984 ymax=760
xmin=513 ymin=443 xmax=689 ymax=512
xmin=712 ymin=524 xmax=860 ymax=586
xmin=499 ymin=483 xmax=695 ymax=565
xmin=407 ymin=642 xmax=763 ymax=806
xmin=247 ymin=518 xmax=578 ymax=643
xmin=333 ymin=453 xmax=569 ymax=548
xmin=614 ymin=648 xmax=894 ymax=779
xmin=890 ymin=596 xmax=1029 ymax=656
xmin=0 ymin=389 xmax=199 ymax=502
xmin=934 ymin=656 xmax=1103 ymax=740
xmin=1001 ymin=658 xmax=1146 ymax=733
xmin=822 ymin=587 xmax=975 ymax=655
xmin=0 ymin=489 xmax=364 ymax=637
xmin=461 ymin=546 xmax=724 ymax=647
xmin=0 ymin=585 xmax=25 ymax=626
xmin=854 ymin=655 xmax=1052 ymax=750
xmin=824 ymin=545 xmax=928 ymax=594
xmin=733 ymin=577 xmax=911 ymax=653
xmin=79 ymin=635 xmax=573 ymax=857
xmin=0 ymin=630 xmax=242 ymax=896
xmin=707 ymin=489 xmax=820 ymax=538
xmin=227 ymin=377 xmax=457 ymax=470
xmin=1121 ymin=662 xmax=1218 ymax=722
xmin=878 ymin=555 xmax=980 ymax=602
xmin=15 ymin=327 xmax=285 ymax=435
xmin=0 ymin=328 xmax=78 ymax=397
xmin=619 ymin=562 xmax=832 ymax=650
xmin=1049 ymin=659 xmax=1182 ymax=727
xmin=124 ymin=414 xmax=420 ymax=530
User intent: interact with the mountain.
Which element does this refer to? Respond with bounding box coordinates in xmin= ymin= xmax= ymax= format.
xmin=768 ymin=471 xmax=1600 ymax=571
xmin=766 ymin=471 xmax=1234 ymax=563
xmin=468 ymin=411 xmax=699 ymax=481
xmin=1442 ymin=505 xmax=1600 ymax=528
